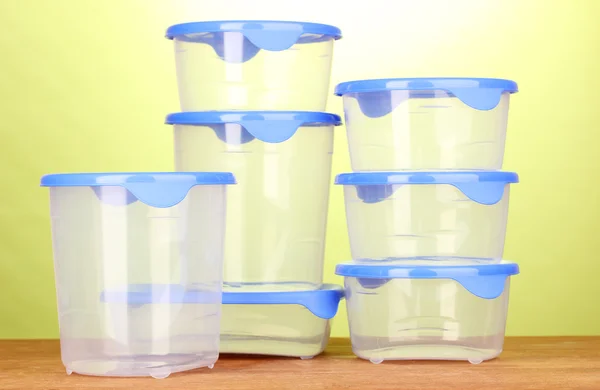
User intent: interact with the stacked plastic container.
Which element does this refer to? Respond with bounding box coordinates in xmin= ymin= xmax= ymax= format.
xmin=165 ymin=21 xmax=344 ymax=358
xmin=333 ymin=78 xmax=520 ymax=364
xmin=41 ymin=172 xmax=236 ymax=378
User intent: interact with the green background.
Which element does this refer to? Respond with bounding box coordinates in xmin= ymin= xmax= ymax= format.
xmin=1 ymin=0 xmax=599 ymax=338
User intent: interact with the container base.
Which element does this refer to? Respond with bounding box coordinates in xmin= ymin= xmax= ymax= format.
xmin=220 ymin=335 xmax=326 ymax=358
xmin=354 ymin=344 xmax=501 ymax=364
xmin=64 ymin=354 xmax=217 ymax=378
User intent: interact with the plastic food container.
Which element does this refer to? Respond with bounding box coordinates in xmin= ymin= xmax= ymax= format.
xmin=41 ymin=172 xmax=236 ymax=378
xmin=336 ymin=262 xmax=519 ymax=364
xmin=335 ymin=171 xmax=519 ymax=264
xmin=220 ymin=284 xmax=344 ymax=358
xmin=334 ymin=78 xmax=518 ymax=171
xmin=167 ymin=111 xmax=342 ymax=291
xmin=166 ymin=21 xmax=342 ymax=111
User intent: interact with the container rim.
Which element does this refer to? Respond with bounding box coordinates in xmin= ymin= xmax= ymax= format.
xmin=166 ymin=20 xmax=342 ymax=40
xmin=335 ymin=171 xmax=519 ymax=185
xmin=40 ymin=172 xmax=236 ymax=187
xmin=165 ymin=111 xmax=342 ymax=126
xmin=334 ymin=78 xmax=518 ymax=96
xmin=335 ymin=262 xmax=519 ymax=278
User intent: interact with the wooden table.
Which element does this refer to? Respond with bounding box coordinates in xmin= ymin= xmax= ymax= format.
xmin=0 ymin=337 xmax=598 ymax=389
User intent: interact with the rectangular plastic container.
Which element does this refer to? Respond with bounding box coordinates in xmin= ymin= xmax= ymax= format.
xmin=168 ymin=111 xmax=342 ymax=291
xmin=41 ymin=172 xmax=235 ymax=378
xmin=336 ymin=262 xmax=519 ymax=364
xmin=167 ymin=21 xmax=341 ymax=111
xmin=334 ymin=78 xmax=518 ymax=171
xmin=335 ymin=171 xmax=519 ymax=264
xmin=220 ymin=285 xmax=343 ymax=358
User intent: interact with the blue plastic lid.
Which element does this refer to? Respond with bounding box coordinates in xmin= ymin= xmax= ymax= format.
xmin=166 ymin=21 xmax=341 ymax=63
xmin=100 ymin=283 xmax=344 ymax=319
xmin=334 ymin=78 xmax=518 ymax=113
xmin=100 ymin=284 xmax=221 ymax=305
xmin=166 ymin=111 xmax=342 ymax=144
xmin=335 ymin=171 xmax=518 ymax=205
xmin=223 ymin=284 xmax=344 ymax=319
xmin=40 ymin=172 xmax=236 ymax=208
xmin=336 ymin=262 xmax=519 ymax=299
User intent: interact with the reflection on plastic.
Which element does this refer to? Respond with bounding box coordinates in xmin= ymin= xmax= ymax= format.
xmin=354 ymin=182 xmax=508 ymax=205
xmin=357 ymin=275 xmax=508 ymax=299
xmin=351 ymin=88 xmax=507 ymax=118
xmin=209 ymin=120 xmax=306 ymax=144
xmin=356 ymin=274 xmax=510 ymax=299
xmin=180 ymin=29 xmax=305 ymax=63
xmin=92 ymin=187 xmax=138 ymax=206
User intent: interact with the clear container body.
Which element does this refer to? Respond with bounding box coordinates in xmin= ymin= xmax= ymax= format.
xmin=342 ymin=91 xmax=511 ymax=171
xmin=220 ymin=304 xmax=331 ymax=358
xmin=47 ymin=185 xmax=227 ymax=377
xmin=342 ymin=184 xmax=511 ymax=264
xmin=174 ymin=123 xmax=334 ymax=291
xmin=344 ymin=276 xmax=511 ymax=364
xmin=173 ymin=33 xmax=334 ymax=111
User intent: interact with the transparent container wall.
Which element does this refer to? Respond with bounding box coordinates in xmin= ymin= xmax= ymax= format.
xmin=343 ymin=91 xmax=510 ymax=171
xmin=220 ymin=305 xmax=330 ymax=358
xmin=48 ymin=185 xmax=226 ymax=377
xmin=174 ymin=33 xmax=334 ymax=111
xmin=343 ymin=184 xmax=510 ymax=264
xmin=175 ymin=124 xmax=334 ymax=290
xmin=345 ymin=277 xmax=510 ymax=363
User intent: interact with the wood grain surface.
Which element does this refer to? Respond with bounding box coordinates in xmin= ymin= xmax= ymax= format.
xmin=0 ymin=337 xmax=598 ymax=389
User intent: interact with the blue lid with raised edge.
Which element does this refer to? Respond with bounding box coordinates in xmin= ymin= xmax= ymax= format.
xmin=335 ymin=262 xmax=519 ymax=299
xmin=223 ymin=284 xmax=344 ymax=319
xmin=40 ymin=172 xmax=236 ymax=208
xmin=335 ymin=171 xmax=518 ymax=205
xmin=166 ymin=111 xmax=342 ymax=144
xmin=166 ymin=21 xmax=341 ymax=63
xmin=334 ymin=78 xmax=518 ymax=114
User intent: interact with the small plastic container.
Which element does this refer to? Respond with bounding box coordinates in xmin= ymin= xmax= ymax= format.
xmin=220 ymin=284 xmax=344 ymax=358
xmin=41 ymin=172 xmax=236 ymax=378
xmin=335 ymin=171 xmax=519 ymax=264
xmin=166 ymin=21 xmax=342 ymax=111
xmin=167 ymin=111 xmax=342 ymax=291
xmin=336 ymin=262 xmax=519 ymax=364
xmin=334 ymin=78 xmax=519 ymax=171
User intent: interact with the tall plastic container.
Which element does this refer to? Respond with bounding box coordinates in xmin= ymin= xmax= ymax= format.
xmin=167 ymin=111 xmax=342 ymax=291
xmin=166 ymin=21 xmax=342 ymax=111
xmin=220 ymin=285 xmax=344 ymax=358
xmin=41 ymin=172 xmax=236 ymax=378
xmin=334 ymin=78 xmax=518 ymax=171
xmin=335 ymin=171 xmax=519 ymax=264
xmin=336 ymin=262 xmax=519 ymax=364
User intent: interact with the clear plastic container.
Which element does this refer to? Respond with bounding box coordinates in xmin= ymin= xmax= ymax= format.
xmin=335 ymin=172 xmax=519 ymax=264
xmin=167 ymin=111 xmax=342 ymax=291
xmin=334 ymin=78 xmax=518 ymax=171
xmin=40 ymin=172 xmax=236 ymax=378
xmin=336 ymin=262 xmax=519 ymax=364
xmin=220 ymin=284 xmax=343 ymax=358
xmin=166 ymin=21 xmax=341 ymax=111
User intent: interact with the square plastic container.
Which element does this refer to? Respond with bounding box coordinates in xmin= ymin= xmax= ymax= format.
xmin=167 ymin=111 xmax=342 ymax=291
xmin=220 ymin=284 xmax=343 ymax=358
xmin=41 ymin=172 xmax=236 ymax=378
xmin=336 ymin=262 xmax=519 ymax=364
xmin=334 ymin=78 xmax=518 ymax=171
xmin=335 ymin=171 xmax=519 ymax=264
xmin=166 ymin=21 xmax=341 ymax=111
